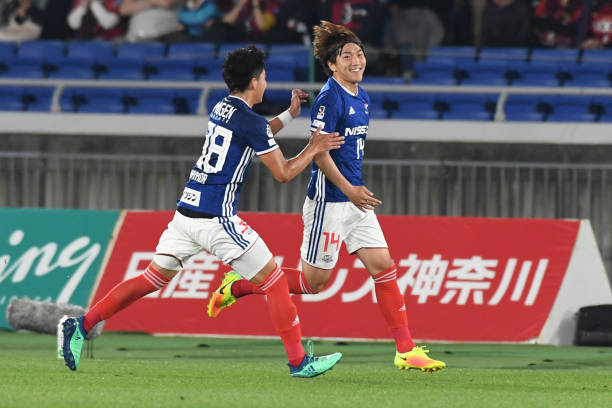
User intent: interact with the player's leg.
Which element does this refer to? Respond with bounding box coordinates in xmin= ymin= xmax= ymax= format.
xmin=60 ymin=211 xmax=197 ymax=371
xmin=350 ymin=211 xmax=445 ymax=372
xmin=228 ymin=234 xmax=341 ymax=377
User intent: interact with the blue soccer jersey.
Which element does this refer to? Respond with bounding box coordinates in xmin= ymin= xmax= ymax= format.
xmin=307 ymin=77 xmax=370 ymax=202
xmin=177 ymin=95 xmax=278 ymax=216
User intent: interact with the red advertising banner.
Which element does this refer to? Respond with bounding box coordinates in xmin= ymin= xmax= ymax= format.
xmin=94 ymin=211 xmax=579 ymax=342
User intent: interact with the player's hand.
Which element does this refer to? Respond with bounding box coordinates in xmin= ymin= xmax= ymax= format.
xmin=347 ymin=185 xmax=382 ymax=212
xmin=288 ymin=89 xmax=308 ymax=118
xmin=310 ymin=125 xmax=343 ymax=153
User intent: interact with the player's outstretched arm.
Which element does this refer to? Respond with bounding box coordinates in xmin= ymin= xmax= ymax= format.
xmin=268 ymin=89 xmax=308 ymax=135
xmin=259 ymin=126 xmax=343 ymax=183
xmin=313 ymin=148 xmax=382 ymax=212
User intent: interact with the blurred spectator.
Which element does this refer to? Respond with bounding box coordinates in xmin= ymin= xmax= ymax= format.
xmin=67 ymin=0 xmax=125 ymax=40
xmin=0 ymin=0 xmax=41 ymax=41
xmin=581 ymin=0 xmax=612 ymax=48
xmin=217 ymin=0 xmax=281 ymax=42
xmin=383 ymin=0 xmax=444 ymax=77
xmin=533 ymin=0 xmax=584 ymax=48
xmin=120 ymin=0 xmax=183 ymax=42
xmin=452 ymin=0 xmax=487 ymax=46
xmin=324 ymin=0 xmax=386 ymax=46
xmin=480 ymin=0 xmax=530 ymax=47
xmin=257 ymin=0 xmax=311 ymax=44
xmin=176 ymin=0 xmax=222 ymax=41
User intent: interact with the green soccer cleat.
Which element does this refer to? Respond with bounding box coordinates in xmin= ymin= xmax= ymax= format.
xmin=394 ymin=346 xmax=446 ymax=372
xmin=207 ymin=271 xmax=241 ymax=318
xmin=289 ymin=340 xmax=342 ymax=378
xmin=60 ymin=315 xmax=88 ymax=371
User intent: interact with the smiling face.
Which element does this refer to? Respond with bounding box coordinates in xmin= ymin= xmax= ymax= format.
xmin=328 ymin=42 xmax=366 ymax=91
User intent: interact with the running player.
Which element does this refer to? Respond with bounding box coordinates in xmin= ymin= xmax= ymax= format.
xmin=208 ymin=22 xmax=446 ymax=373
xmin=59 ymin=45 xmax=345 ymax=378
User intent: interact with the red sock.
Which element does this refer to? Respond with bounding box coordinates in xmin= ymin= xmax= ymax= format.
xmin=373 ymin=265 xmax=415 ymax=353
xmin=257 ymin=265 xmax=304 ymax=366
xmin=83 ymin=264 xmax=170 ymax=332
xmin=231 ymin=268 xmax=315 ymax=298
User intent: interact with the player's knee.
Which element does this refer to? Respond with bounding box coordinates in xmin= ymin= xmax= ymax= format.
xmin=307 ymin=275 xmax=330 ymax=293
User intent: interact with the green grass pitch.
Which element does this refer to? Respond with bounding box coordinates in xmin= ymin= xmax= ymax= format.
xmin=1 ymin=331 xmax=611 ymax=407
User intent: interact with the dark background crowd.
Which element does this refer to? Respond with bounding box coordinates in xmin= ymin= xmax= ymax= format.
xmin=1 ymin=0 xmax=611 ymax=77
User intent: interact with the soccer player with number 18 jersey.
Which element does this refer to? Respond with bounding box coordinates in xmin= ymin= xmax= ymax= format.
xmin=208 ymin=21 xmax=446 ymax=372
xmin=59 ymin=45 xmax=345 ymax=378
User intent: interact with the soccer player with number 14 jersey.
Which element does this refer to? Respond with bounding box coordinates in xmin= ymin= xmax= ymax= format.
xmin=208 ymin=21 xmax=446 ymax=372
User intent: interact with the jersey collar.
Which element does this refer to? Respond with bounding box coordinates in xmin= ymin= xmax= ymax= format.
xmin=227 ymin=95 xmax=250 ymax=108
xmin=332 ymin=77 xmax=358 ymax=97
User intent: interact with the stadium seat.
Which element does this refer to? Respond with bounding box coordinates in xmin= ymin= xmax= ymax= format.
xmin=426 ymin=46 xmax=477 ymax=64
xmin=581 ymin=49 xmax=612 ymax=65
xmin=17 ymin=40 xmax=65 ymax=60
xmin=411 ymin=62 xmax=457 ymax=85
xmin=67 ymin=41 xmax=115 ymax=60
xmin=0 ymin=42 xmax=16 ymax=58
xmin=116 ymin=42 xmax=166 ymax=60
xmin=0 ymin=86 xmax=27 ymax=111
xmin=530 ymin=48 xmax=580 ymax=64
xmin=388 ymin=93 xmax=439 ymax=120
xmin=218 ymin=43 xmax=265 ymax=59
xmin=546 ymin=95 xmax=595 ymax=122
xmin=509 ymin=61 xmax=560 ymax=87
xmin=45 ymin=57 xmax=95 ymax=79
xmin=21 ymin=86 xmax=54 ymax=112
xmin=361 ymin=76 xmax=406 ymax=85
xmin=0 ymin=58 xmax=44 ymax=78
xmin=366 ymin=92 xmax=390 ymax=119
xmin=95 ymin=58 xmax=145 ymax=80
xmin=591 ymin=96 xmax=612 ymax=122
xmin=195 ymin=58 xmax=223 ymax=81
xmin=146 ymin=59 xmax=196 ymax=81
xmin=565 ymin=63 xmax=611 ymax=88
xmin=437 ymin=93 xmax=497 ymax=121
xmin=478 ymin=47 xmax=528 ymax=63
xmin=61 ymin=87 xmax=126 ymax=113
xmin=504 ymin=94 xmax=548 ymax=121
xmin=128 ymin=88 xmax=201 ymax=115
xmin=167 ymin=42 xmax=216 ymax=59
xmin=457 ymin=60 xmax=508 ymax=86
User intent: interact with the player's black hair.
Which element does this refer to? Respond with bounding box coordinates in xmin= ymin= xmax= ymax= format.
xmin=312 ymin=20 xmax=364 ymax=77
xmin=222 ymin=45 xmax=266 ymax=93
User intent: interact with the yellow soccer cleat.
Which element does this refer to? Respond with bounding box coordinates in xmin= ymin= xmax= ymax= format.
xmin=394 ymin=346 xmax=446 ymax=372
xmin=207 ymin=271 xmax=241 ymax=318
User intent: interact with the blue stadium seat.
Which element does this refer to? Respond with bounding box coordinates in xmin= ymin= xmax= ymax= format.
xmin=0 ymin=58 xmax=44 ymax=78
xmin=167 ymin=42 xmax=216 ymax=59
xmin=581 ymin=49 xmax=612 ymax=65
xmin=266 ymin=67 xmax=295 ymax=82
xmin=411 ymin=62 xmax=457 ymax=85
xmin=126 ymin=88 xmax=201 ymax=115
xmin=509 ymin=61 xmax=560 ymax=87
xmin=478 ymin=47 xmax=528 ymax=63
xmin=17 ymin=40 xmax=65 ymax=60
xmin=565 ymin=63 xmax=611 ymax=87
xmin=146 ymin=59 xmax=196 ymax=81
xmin=457 ymin=60 xmax=508 ymax=86
xmin=437 ymin=93 xmax=496 ymax=121
xmin=546 ymin=95 xmax=596 ymax=122
xmin=0 ymin=42 xmax=16 ymax=58
xmin=0 ymin=86 xmax=26 ymax=111
xmin=95 ymin=58 xmax=145 ymax=80
xmin=195 ymin=58 xmax=223 ymax=81
xmin=426 ymin=46 xmax=477 ymax=64
xmin=61 ymin=87 xmax=125 ymax=113
xmin=116 ymin=42 xmax=166 ymax=60
xmin=365 ymin=92 xmax=390 ymax=119
xmin=46 ymin=57 xmax=95 ymax=79
xmin=590 ymin=96 xmax=612 ymax=122
xmin=67 ymin=41 xmax=115 ymax=60
xmin=21 ymin=86 xmax=54 ymax=111
xmin=504 ymin=94 xmax=547 ymax=121
xmin=387 ymin=93 xmax=439 ymax=120
xmin=530 ymin=48 xmax=580 ymax=64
